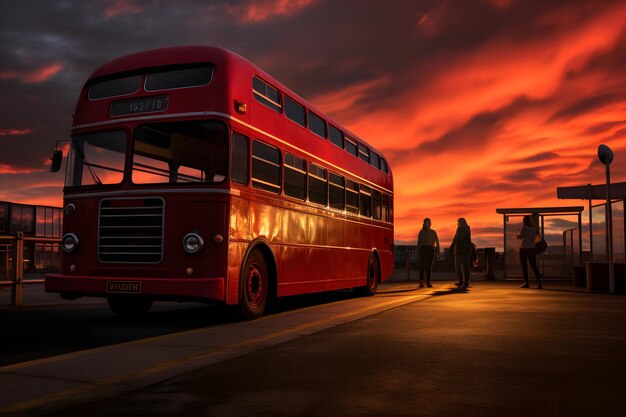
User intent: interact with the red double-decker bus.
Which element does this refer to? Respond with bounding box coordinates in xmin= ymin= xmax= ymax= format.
xmin=45 ymin=46 xmax=394 ymax=319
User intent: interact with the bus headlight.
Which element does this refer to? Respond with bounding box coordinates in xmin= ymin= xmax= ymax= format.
xmin=64 ymin=203 xmax=76 ymax=216
xmin=62 ymin=233 xmax=79 ymax=253
xmin=183 ymin=233 xmax=204 ymax=254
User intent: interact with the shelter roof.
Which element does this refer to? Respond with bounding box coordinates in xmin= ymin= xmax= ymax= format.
xmin=557 ymin=182 xmax=626 ymax=200
xmin=495 ymin=207 xmax=584 ymax=215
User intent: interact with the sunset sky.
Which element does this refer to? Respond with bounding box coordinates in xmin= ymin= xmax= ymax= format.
xmin=1 ymin=0 xmax=626 ymax=249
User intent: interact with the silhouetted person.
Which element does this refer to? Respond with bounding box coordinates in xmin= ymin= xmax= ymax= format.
xmin=517 ymin=215 xmax=542 ymax=289
xmin=450 ymin=218 xmax=472 ymax=289
xmin=417 ymin=218 xmax=440 ymax=288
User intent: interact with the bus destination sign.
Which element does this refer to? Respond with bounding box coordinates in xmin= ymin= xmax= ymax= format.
xmin=110 ymin=96 xmax=169 ymax=117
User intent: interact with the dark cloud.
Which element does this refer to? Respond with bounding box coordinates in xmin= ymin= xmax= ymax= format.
xmin=504 ymin=168 xmax=541 ymax=183
xmin=385 ymin=94 xmax=545 ymax=166
xmin=603 ymin=128 xmax=626 ymax=142
xmin=514 ymin=152 xmax=560 ymax=163
xmin=546 ymin=218 xmax=580 ymax=229
xmin=585 ymin=121 xmax=626 ymax=135
xmin=548 ymin=93 xmax=625 ymax=122
xmin=2 ymin=0 xmax=626 ymax=247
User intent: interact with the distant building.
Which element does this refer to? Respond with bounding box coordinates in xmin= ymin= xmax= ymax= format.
xmin=0 ymin=201 xmax=62 ymax=273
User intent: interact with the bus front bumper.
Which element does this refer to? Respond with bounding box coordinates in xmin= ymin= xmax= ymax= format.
xmin=44 ymin=274 xmax=225 ymax=302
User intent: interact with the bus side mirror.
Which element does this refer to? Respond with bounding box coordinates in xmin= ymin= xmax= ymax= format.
xmin=50 ymin=150 xmax=63 ymax=172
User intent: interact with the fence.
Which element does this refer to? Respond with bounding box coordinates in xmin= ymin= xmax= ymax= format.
xmin=393 ymin=245 xmax=498 ymax=280
xmin=0 ymin=233 xmax=60 ymax=306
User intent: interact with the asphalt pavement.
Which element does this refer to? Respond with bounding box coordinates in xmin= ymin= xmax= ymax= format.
xmin=2 ymin=274 xmax=625 ymax=417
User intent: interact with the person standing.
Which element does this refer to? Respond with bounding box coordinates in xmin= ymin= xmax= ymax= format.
xmin=449 ymin=218 xmax=472 ymax=289
xmin=417 ymin=218 xmax=440 ymax=288
xmin=517 ymin=215 xmax=542 ymax=289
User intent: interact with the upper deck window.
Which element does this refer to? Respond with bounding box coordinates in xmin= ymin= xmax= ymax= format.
xmin=253 ymin=76 xmax=282 ymax=112
xmin=284 ymin=95 xmax=306 ymax=127
xmin=358 ymin=143 xmax=370 ymax=163
xmin=380 ymin=157 xmax=389 ymax=174
xmin=145 ymin=65 xmax=213 ymax=91
xmin=329 ymin=125 xmax=343 ymax=148
xmin=308 ymin=110 xmax=327 ymax=139
xmin=345 ymin=136 xmax=358 ymax=157
xmin=370 ymin=151 xmax=380 ymax=170
xmin=88 ymin=75 xmax=142 ymax=100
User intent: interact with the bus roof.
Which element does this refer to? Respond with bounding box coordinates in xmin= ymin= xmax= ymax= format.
xmin=87 ymin=45 xmax=389 ymax=165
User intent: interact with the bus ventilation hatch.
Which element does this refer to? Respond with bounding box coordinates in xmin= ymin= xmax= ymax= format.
xmin=98 ymin=197 xmax=164 ymax=264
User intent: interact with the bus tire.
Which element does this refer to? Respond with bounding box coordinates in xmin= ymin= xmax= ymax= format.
xmin=355 ymin=253 xmax=379 ymax=296
xmin=107 ymin=295 xmax=153 ymax=317
xmin=240 ymin=249 xmax=268 ymax=320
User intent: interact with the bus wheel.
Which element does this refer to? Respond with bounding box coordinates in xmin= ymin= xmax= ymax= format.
xmin=107 ymin=295 xmax=153 ymax=317
xmin=240 ymin=249 xmax=268 ymax=320
xmin=355 ymin=254 xmax=379 ymax=296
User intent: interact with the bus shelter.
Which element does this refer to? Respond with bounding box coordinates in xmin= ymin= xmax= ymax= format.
xmin=495 ymin=207 xmax=584 ymax=278
xmin=557 ymin=182 xmax=626 ymax=263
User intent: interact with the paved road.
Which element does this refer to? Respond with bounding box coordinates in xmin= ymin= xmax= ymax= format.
xmin=0 ymin=283 xmax=363 ymax=366
xmin=3 ymin=280 xmax=626 ymax=417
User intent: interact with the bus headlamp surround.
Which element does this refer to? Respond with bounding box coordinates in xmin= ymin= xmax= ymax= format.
xmin=183 ymin=233 xmax=204 ymax=254
xmin=62 ymin=233 xmax=79 ymax=253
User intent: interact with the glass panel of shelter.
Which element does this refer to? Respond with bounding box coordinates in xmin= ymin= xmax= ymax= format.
xmin=612 ymin=200 xmax=625 ymax=263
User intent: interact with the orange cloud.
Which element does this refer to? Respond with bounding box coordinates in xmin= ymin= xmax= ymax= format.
xmin=0 ymin=164 xmax=40 ymax=175
xmin=226 ymin=0 xmax=317 ymax=23
xmin=0 ymin=63 xmax=63 ymax=84
xmin=312 ymin=76 xmax=390 ymax=115
xmin=104 ymin=0 xmax=143 ymax=17
xmin=0 ymin=128 xmax=33 ymax=136
xmin=330 ymin=2 xmax=626 ymax=248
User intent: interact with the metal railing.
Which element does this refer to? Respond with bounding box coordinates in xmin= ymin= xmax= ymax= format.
xmin=0 ymin=233 xmax=61 ymax=306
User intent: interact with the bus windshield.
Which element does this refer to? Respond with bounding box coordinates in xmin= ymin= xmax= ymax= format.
xmin=132 ymin=121 xmax=228 ymax=184
xmin=66 ymin=130 xmax=126 ymax=187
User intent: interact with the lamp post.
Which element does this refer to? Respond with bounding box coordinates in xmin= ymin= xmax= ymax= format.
xmin=597 ymin=144 xmax=614 ymax=294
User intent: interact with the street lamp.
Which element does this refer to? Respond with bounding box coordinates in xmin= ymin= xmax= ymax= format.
xmin=597 ymin=144 xmax=614 ymax=294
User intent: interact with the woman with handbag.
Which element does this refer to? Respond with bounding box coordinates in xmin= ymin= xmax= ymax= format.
xmin=517 ymin=215 xmax=543 ymax=289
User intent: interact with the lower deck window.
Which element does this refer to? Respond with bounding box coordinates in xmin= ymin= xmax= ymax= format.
xmin=252 ymin=140 xmax=281 ymax=193
xmin=232 ymin=133 xmax=249 ymax=185
xmin=346 ymin=180 xmax=359 ymax=214
xmin=308 ymin=164 xmax=328 ymax=205
xmin=359 ymin=185 xmax=372 ymax=217
xmin=373 ymin=190 xmax=382 ymax=220
xmin=329 ymin=173 xmax=345 ymax=210
xmin=284 ymin=153 xmax=306 ymax=200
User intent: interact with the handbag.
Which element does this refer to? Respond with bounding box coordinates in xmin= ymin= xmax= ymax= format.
xmin=534 ymin=233 xmax=548 ymax=253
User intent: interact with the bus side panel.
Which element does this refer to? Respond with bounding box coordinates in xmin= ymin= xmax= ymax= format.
xmin=249 ymin=194 xmax=282 ymax=243
xmin=277 ymin=206 xmax=309 ymax=293
xmin=324 ymin=213 xmax=346 ymax=281
xmin=227 ymin=193 xmax=250 ymax=305
xmin=379 ymin=227 xmax=394 ymax=282
xmin=346 ymin=219 xmax=370 ymax=284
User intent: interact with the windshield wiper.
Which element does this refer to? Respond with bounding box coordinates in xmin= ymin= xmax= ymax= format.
xmin=72 ymin=139 xmax=102 ymax=185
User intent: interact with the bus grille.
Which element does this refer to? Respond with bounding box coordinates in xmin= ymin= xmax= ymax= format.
xmin=98 ymin=197 xmax=164 ymax=263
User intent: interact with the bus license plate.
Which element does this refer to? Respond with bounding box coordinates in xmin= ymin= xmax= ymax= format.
xmin=106 ymin=281 xmax=142 ymax=293
xmin=110 ymin=96 xmax=169 ymax=117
